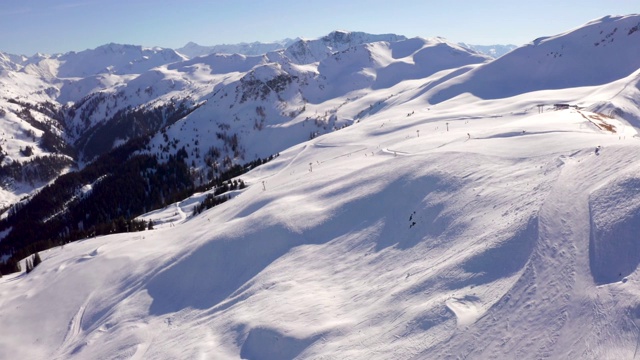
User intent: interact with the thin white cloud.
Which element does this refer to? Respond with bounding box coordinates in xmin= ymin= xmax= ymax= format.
xmin=52 ymin=1 xmax=99 ymax=10
xmin=0 ymin=7 xmax=32 ymax=16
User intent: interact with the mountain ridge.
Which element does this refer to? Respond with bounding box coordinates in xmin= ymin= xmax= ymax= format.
xmin=1 ymin=17 xmax=639 ymax=213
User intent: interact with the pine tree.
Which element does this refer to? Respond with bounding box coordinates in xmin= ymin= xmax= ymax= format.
xmin=32 ymin=252 xmax=42 ymax=268
xmin=25 ymin=258 xmax=33 ymax=274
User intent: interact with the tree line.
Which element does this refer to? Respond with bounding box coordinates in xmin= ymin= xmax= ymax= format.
xmin=0 ymin=135 xmax=278 ymax=275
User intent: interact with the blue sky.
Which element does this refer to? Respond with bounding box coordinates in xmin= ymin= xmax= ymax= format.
xmin=1 ymin=0 xmax=637 ymax=55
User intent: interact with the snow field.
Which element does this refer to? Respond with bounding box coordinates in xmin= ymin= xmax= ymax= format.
xmin=3 ymin=86 xmax=640 ymax=358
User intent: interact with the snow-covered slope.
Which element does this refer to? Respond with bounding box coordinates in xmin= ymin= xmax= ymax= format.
xmin=0 ymin=68 xmax=74 ymax=206
xmin=427 ymin=14 xmax=640 ymax=103
xmin=2 ymin=71 xmax=640 ymax=358
xmin=317 ymin=37 xmax=491 ymax=93
xmin=584 ymin=69 xmax=640 ymax=128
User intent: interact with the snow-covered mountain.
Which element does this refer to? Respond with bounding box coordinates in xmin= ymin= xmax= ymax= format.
xmin=0 ymin=31 xmax=415 ymax=200
xmin=0 ymin=52 xmax=27 ymax=71
xmin=176 ymin=37 xmax=515 ymax=60
xmin=1 ymin=16 xmax=640 ymax=359
xmin=282 ymin=30 xmax=408 ymax=65
xmin=1 ymin=44 xmax=186 ymax=79
xmin=177 ymin=39 xmax=297 ymax=58
xmin=0 ymin=29 xmax=473 ymax=264
xmin=427 ymin=14 xmax=640 ymax=103
xmin=177 ymin=31 xmax=407 ymax=64
xmin=0 ymin=30 xmax=481 ymax=173
xmin=458 ymin=43 xmax=518 ymax=58
xmin=135 ymin=36 xmax=489 ymax=176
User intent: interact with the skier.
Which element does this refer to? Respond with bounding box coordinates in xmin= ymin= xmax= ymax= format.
xmin=595 ymin=145 xmax=601 ymax=155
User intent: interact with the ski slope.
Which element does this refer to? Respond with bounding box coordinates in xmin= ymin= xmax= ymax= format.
xmin=2 ymin=75 xmax=640 ymax=359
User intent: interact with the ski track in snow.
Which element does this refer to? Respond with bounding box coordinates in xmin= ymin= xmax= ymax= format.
xmin=55 ymin=295 xmax=90 ymax=359
xmin=175 ymin=201 xmax=187 ymax=224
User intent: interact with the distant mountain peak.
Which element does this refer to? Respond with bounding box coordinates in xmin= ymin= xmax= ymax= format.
xmin=177 ymin=31 xmax=407 ymax=61
xmin=177 ymin=39 xmax=296 ymax=58
xmin=457 ymin=43 xmax=518 ymax=58
xmin=283 ymin=30 xmax=408 ymax=65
